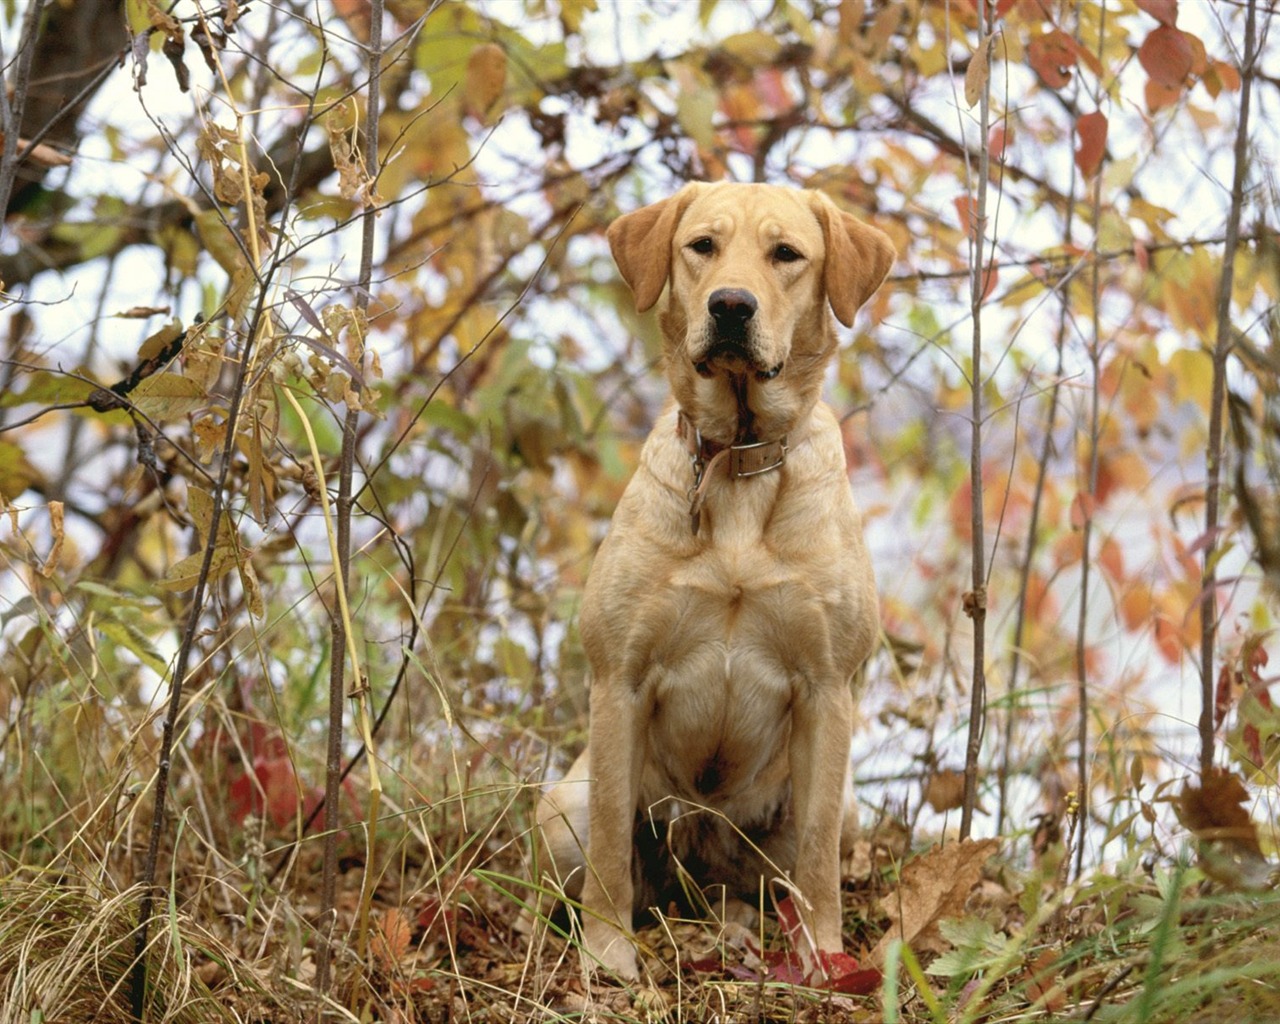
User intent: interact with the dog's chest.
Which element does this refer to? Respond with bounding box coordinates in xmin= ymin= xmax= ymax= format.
xmin=636 ymin=548 xmax=834 ymax=805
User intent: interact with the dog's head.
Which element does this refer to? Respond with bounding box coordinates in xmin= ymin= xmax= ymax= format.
xmin=607 ymin=182 xmax=895 ymax=440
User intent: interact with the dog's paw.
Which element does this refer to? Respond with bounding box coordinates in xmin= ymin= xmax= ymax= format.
xmin=581 ymin=919 xmax=640 ymax=982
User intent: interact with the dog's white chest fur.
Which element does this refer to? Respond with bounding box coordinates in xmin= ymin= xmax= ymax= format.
xmin=642 ymin=549 xmax=810 ymax=808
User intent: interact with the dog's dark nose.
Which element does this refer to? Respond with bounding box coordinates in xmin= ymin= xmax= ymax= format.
xmin=708 ymin=288 xmax=757 ymax=330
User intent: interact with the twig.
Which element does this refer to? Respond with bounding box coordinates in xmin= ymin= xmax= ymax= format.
xmin=1200 ymin=0 xmax=1258 ymax=779
xmin=1074 ymin=0 xmax=1109 ymax=882
xmin=316 ymin=0 xmax=386 ymax=1004
xmin=959 ymin=1 xmax=993 ymax=841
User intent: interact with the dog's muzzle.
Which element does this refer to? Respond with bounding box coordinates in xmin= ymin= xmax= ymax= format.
xmin=694 ymin=288 xmax=784 ymax=381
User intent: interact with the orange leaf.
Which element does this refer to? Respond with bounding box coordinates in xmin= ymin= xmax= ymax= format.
xmin=1144 ymin=78 xmax=1183 ymax=113
xmin=1074 ymin=110 xmax=1108 ymax=178
xmin=1028 ymin=29 xmax=1076 ymax=88
xmin=1119 ymin=583 xmax=1153 ymax=632
xmin=1097 ymin=536 xmax=1125 ymax=582
xmin=1139 ymin=25 xmax=1193 ymax=87
xmin=1135 ymin=0 xmax=1178 ymax=26
xmin=954 ymin=194 xmax=980 ymax=239
xmin=1214 ymin=60 xmax=1242 ymax=91
xmin=373 ymin=908 xmax=413 ymax=969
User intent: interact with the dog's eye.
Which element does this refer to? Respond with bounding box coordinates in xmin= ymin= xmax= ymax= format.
xmin=773 ymin=244 xmax=803 ymax=263
xmin=688 ymin=237 xmax=715 ymax=255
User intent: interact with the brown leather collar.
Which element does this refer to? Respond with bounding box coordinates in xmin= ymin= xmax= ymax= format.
xmin=677 ymin=410 xmax=787 ymax=535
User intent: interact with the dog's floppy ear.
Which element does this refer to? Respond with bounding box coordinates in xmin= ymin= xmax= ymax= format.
xmin=811 ymin=191 xmax=896 ymax=327
xmin=606 ymin=184 xmax=701 ymax=312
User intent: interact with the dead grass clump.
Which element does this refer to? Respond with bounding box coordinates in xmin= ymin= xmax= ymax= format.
xmin=0 ymin=874 xmax=270 ymax=1024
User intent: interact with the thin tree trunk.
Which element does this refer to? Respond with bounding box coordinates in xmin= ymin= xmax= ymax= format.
xmin=316 ymin=0 xmax=385 ymax=1005
xmin=1200 ymin=0 xmax=1258 ymax=780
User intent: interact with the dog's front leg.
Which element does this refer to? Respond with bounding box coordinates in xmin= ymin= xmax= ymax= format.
xmin=789 ymin=679 xmax=854 ymax=967
xmin=580 ymin=680 xmax=644 ymax=981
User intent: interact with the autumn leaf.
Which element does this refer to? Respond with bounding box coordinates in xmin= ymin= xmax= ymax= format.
xmin=127 ymin=372 xmax=206 ymax=421
xmin=464 ymin=42 xmax=507 ymax=123
xmin=870 ymin=838 xmax=1000 ymax=966
xmin=39 ymin=501 xmax=64 ymax=578
xmin=1136 ymin=0 xmax=1179 ymax=26
xmin=158 ymin=545 xmax=240 ymax=592
xmin=925 ymin=768 xmax=966 ymax=812
xmin=373 ymin=908 xmax=413 ymax=969
xmin=1176 ymin=771 xmax=1274 ymax=890
xmin=988 ymin=122 xmax=1010 ymax=161
xmin=1139 ymin=25 xmax=1194 ymax=88
xmin=1074 ymin=110 xmax=1108 ymax=178
xmin=1028 ymin=30 xmax=1077 ymax=89
xmin=965 ymin=33 xmax=993 ymax=109
xmin=114 ymin=305 xmax=172 ymax=319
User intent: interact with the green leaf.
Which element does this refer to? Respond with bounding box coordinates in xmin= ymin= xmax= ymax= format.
xmin=0 ymin=370 xmax=96 ymax=407
xmin=0 ymin=440 xmax=41 ymax=498
xmin=96 ymin=620 xmax=170 ymax=677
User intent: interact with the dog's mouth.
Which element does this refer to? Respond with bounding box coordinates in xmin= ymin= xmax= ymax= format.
xmin=694 ymin=340 xmax=784 ymax=382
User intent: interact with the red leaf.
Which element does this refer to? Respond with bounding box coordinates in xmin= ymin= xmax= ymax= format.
xmin=1215 ymin=663 xmax=1236 ymax=728
xmin=256 ymin=756 xmax=300 ymax=829
xmin=814 ymin=950 xmax=882 ymax=994
xmin=1074 ymin=110 xmax=1108 ymax=178
xmin=775 ymin=896 xmax=803 ymax=943
xmin=988 ymin=123 xmax=1010 ymax=161
xmin=1139 ymin=25 xmax=1194 ymax=87
xmin=1136 ymin=0 xmax=1178 ymax=26
xmin=954 ymin=194 xmax=979 ymax=239
xmin=1028 ymin=29 xmax=1076 ymax=88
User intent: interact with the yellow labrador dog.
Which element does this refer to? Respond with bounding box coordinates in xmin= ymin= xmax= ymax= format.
xmin=537 ymin=181 xmax=894 ymax=981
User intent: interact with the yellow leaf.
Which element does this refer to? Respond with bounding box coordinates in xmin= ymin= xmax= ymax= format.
xmin=1169 ymin=348 xmax=1214 ymax=413
xmin=128 ymin=372 xmax=206 ymax=421
xmin=194 ymin=209 xmax=249 ymax=276
xmin=559 ymin=0 xmax=597 ymax=33
xmin=137 ymin=319 xmax=184 ymax=362
xmin=158 ymin=545 xmax=239 ymax=592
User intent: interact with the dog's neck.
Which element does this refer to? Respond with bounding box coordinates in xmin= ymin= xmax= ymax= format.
xmin=676 ymin=406 xmax=789 ymax=535
xmin=671 ymin=365 xmax=819 ymax=450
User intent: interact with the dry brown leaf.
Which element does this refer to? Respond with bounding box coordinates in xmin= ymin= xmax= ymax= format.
xmin=39 ymin=501 xmax=64 ymax=578
xmin=924 ymin=769 xmax=966 ymax=812
xmin=114 ymin=305 xmax=171 ymax=319
xmin=964 ymin=34 xmax=993 ymax=109
xmin=1176 ymin=771 xmax=1273 ymax=889
xmin=869 ymin=838 xmax=1000 ymax=966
